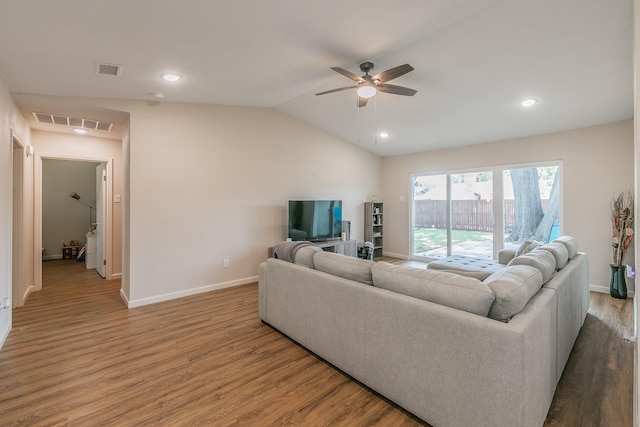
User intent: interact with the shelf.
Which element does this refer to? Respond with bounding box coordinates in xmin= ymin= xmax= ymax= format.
xmin=364 ymin=202 xmax=384 ymax=260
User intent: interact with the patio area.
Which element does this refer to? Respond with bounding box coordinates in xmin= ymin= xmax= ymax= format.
xmin=413 ymin=228 xmax=497 ymax=259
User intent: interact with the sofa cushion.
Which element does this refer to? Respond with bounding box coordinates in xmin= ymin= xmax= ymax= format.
xmin=313 ymin=251 xmax=375 ymax=285
xmin=483 ymin=265 xmax=544 ymax=321
xmin=293 ymin=245 xmax=322 ymax=269
xmin=371 ymin=262 xmax=495 ymax=317
xmin=537 ymin=242 xmax=569 ymax=270
xmin=507 ymin=249 xmax=556 ymax=283
xmin=498 ymin=247 xmax=518 ymax=265
xmin=553 ymin=236 xmax=578 ymax=258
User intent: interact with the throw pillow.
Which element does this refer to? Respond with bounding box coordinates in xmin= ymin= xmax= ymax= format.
xmin=515 ymin=239 xmax=541 ymax=257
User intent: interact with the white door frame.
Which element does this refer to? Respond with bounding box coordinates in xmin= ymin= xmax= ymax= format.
xmin=11 ymin=131 xmax=25 ymax=307
xmin=34 ymin=152 xmax=114 ymax=289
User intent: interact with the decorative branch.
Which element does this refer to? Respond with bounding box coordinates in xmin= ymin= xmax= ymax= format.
xmin=611 ymin=191 xmax=634 ymax=266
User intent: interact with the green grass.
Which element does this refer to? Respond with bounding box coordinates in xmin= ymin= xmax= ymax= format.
xmin=413 ymin=228 xmax=492 ymax=253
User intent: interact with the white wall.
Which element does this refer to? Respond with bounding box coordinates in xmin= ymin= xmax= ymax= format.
xmin=0 ymin=77 xmax=31 ymax=346
xmin=381 ymin=120 xmax=633 ymax=291
xmin=76 ymin=99 xmax=382 ymax=306
xmin=42 ymin=159 xmax=99 ymax=258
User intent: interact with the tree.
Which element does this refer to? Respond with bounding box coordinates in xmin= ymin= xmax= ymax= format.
xmin=533 ymin=172 xmax=559 ymax=242
xmin=506 ymin=168 xmax=544 ymax=242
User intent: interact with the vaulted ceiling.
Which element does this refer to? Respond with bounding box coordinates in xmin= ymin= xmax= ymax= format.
xmin=0 ymin=0 xmax=632 ymax=156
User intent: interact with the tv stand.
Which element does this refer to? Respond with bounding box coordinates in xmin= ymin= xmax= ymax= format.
xmin=314 ymin=240 xmax=357 ymax=257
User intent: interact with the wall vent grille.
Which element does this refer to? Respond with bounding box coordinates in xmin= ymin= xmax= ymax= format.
xmin=32 ymin=112 xmax=114 ymax=132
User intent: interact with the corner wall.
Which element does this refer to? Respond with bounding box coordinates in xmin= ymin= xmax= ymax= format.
xmin=381 ymin=120 xmax=633 ymax=291
xmin=0 ymin=77 xmax=31 ymax=347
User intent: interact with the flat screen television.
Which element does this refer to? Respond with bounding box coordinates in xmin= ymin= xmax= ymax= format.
xmin=288 ymin=200 xmax=342 ymax=242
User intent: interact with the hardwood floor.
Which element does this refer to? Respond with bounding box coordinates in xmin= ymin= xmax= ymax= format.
xmin=0 ymin=259 xmax=634 ymax=426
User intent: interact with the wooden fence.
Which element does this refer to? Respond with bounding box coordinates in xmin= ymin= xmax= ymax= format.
xmin=414 ymin=199 xmax=548 ymax=232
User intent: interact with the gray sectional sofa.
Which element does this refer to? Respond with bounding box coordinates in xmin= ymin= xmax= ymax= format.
xmin=258 ymin=236 xmax=589 ymax=427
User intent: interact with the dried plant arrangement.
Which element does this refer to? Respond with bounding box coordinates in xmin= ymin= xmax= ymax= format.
xmin=611 ymin=191 xmax=634 ymax=266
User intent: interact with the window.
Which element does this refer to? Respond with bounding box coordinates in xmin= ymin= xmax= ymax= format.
xmin=411 ymin=163 xmax=560 ymax=260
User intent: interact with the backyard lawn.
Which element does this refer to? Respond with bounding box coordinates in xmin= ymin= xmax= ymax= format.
xmin=413 ymin=228 xmax=492 ymax=254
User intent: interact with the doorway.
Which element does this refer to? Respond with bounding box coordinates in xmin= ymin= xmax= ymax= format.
xmin=35 ymin=154 xmax=113 ymax=290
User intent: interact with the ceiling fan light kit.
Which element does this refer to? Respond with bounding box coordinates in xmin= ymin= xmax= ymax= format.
xmin=316 ymin=61 xmax=417 ymax=107
xmin=356 ymin=85 xmax=377 ymax=99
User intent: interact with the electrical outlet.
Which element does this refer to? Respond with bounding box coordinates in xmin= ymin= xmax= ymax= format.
xmin=2 ymin=298 xmax=9 ymax=309
xmin=223 ymin=259 xmax=230 ymax=268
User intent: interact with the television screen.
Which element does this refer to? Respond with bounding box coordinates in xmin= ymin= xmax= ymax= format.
xmin=288 ymin=200 xmax=342 ymax=242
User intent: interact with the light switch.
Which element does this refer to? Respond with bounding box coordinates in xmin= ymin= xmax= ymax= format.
xmin=114 ymin=194 xmax=121 ymax=203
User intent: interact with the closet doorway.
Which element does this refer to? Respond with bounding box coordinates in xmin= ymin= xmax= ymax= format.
xmin=35 ymin=155 xmax=113 ymax=291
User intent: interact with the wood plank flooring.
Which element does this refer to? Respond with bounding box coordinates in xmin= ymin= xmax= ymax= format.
xmin=0 ymin=259 xmax=634 ymax=426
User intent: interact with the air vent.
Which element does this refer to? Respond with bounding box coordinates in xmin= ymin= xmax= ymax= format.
xmin=32 ymin=112 xmax=114 ymax=132
xmin=96 ymin=62 xmax=122 ymax=76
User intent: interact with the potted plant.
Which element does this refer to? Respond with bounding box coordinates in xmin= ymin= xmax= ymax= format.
xmin=610 ymin=191 xmax=634 ymax=299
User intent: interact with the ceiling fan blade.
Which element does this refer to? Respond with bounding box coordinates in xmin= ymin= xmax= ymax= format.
xmin=331 ymin=67 xmax=365 ymax=83
xmin=358 ymin=96 xmax=369 ymax=108
xmin=315 ymin=85 xmax=357 ymax=96
xmin=377 ymin=84 xmax=417 ymax=96
xmin=372 ymin=64 xmax=414 ymax=83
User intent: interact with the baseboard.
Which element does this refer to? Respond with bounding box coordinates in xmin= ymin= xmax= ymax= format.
xmin=125 ymin=276 xmax=259 ymax=309
xmin=42 ymin=254 xmax=63 ymax=261
xmin=22 ymin=285 xmax=34 ymax=305
xmin=119 ymin=288 xmax=130 ymax=307
xmin=590 ymin=284 xmax=635 ymax=298
xmin=111 ymin=273 xmax=122 ymax=279
xmin=382 ymin=251 xmax=409 ymax=260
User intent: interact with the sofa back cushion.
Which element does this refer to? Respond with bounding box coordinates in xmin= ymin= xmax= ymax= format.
xmin=313 ymin=252 xmax=375 ymax=285
xmin=507 ymin=248 xmax=556 ymax=283
xmin=553 ymin=236 xmax=579 ymax=258
xmin=371 ymin=262 xmax=495 ymax=317
xmin=537 ymin=242 xmax=569 ymax=269
xmin=293 ymin=245 xmax=322 ymax=269
xmin=483 ymin=265 xmax=544 ymax=321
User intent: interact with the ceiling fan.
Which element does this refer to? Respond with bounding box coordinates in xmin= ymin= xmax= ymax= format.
xmin=315 ymin=61 xmax=417 ymax=107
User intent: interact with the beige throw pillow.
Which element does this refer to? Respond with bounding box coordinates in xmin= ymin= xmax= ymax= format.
xmin=515 ymin=239 xmax=541 ymax=257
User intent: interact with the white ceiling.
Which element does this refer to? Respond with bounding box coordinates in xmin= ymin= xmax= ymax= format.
xmin=0 ymin=0 xmax=632 ymax=156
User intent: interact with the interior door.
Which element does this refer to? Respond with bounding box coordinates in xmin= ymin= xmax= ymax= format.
xmin=96 ymin=164 xmax=106 ymax=278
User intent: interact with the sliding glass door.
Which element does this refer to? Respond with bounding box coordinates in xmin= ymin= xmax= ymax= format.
xmin=450 ymin=172 xmax=493 ymax=258
xmin=413 ymin=174 xmax=448 ymax=258
xmin=412 ymin=163 xmax=560 ymax=261
xmin=412 ymin=170 xmax=493 ymax=259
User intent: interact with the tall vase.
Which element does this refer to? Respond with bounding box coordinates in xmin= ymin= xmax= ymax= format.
xmin=610 ymin=264 xmax=627 ymax=299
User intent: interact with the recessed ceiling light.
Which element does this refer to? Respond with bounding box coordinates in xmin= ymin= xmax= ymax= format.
xmin=161 ymin=73 xmax=182 ymax=82
xmin=73 ymin=128 xmax=89 ymax=134
xmin=520 ymin=98 xmax=537 ymax=107
xmin=379 ymin=132 xmax=389 ymax=138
